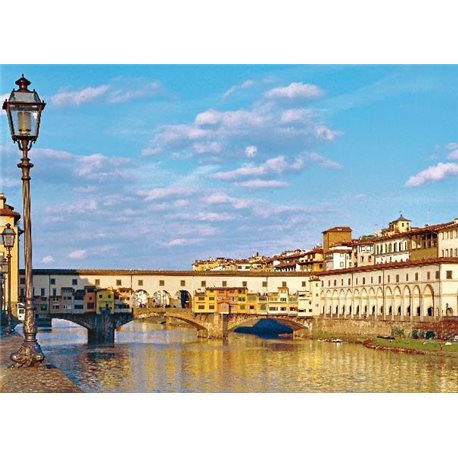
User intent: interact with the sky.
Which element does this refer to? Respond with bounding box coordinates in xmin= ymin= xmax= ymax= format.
xmin=1 ymin=64 xmax=457 ymax=269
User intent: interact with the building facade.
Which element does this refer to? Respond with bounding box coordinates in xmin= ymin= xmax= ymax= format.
xmin=0 ymin=193 xmax=21 ymax=313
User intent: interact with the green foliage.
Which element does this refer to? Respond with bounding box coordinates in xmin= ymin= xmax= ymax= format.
xmin=411 ymin=329 xmax=419 ymax=339
xmin=392 ymin=327 xmax=405 ymax=338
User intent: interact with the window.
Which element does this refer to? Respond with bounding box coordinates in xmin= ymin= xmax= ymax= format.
xmin=387 ymin=275 xmax=390 ymax=283
xmin=302 ymin=281 xmax=306 ymax=287
xmin=348 ymin=278 xmax=351 ymax=285
xmin=95 ymin=279 xmax=100 ymax=286
xmin=334 ymin=280 xmax=337 ymax=286
xmin=282 ymin=281 xmax=287 ymax=287
xmin=198 ymin=305 xmax=204 ymax=310
xmin=159 ymin=280 xmax=165 ymax=286
xmin=415 ymin=273 xmax=418 ymax=281
xmin=201 ymin=281 xmax=206 ymax=287
xmin=41 ymin=288 xmax=45 ymax=296
xmin=72 ymin=279 xmax=77 ymax=285
xmin=427 ymin=272 xmax=431 ymax=280
xmin=435 ymin=271 xmax=440 ymax=279
xmin=41 ymin=305 xmax=47 ymax=311
xmin=262 ymin=281 xmax=267 ymax=287
xmin=52 ymin=288 xmax=57 ymax=296
xmin=87 ymin=303 xmax=95 ymax=309
xmin=242 ymin=281 xmax=247 ymax=287
xmin=239 ymin=305 xmax=245 ymax=310
xmin=379 ymin=276 xmax=382 ymax=283
xmin=99 ymin=294 xmax=103 ymax=298
xmin=181 ymin=280 xmax=186 ymax=287
xmin=446 ymin=271 xmax=452 ymax=279
xmin=406 ymin=274 xmax=409 ymax=281
xmin=116 ymin=279 xmax=122 ymax=286
xmin=138 ymin=279 xmax=143 ymax=286
xmin=222 ymin=281 xmax=227 ymax=287
xmin=362 ymin=278 xmax=366 ymax=285
xmin=209 ymin=305 xmax=215 ymax=310
xmin=50 ymin=278 xmax=55 ymax=285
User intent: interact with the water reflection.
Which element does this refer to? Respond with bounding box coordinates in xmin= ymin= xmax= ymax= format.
xmin=16 ymin=320 xmax=458 ymax=393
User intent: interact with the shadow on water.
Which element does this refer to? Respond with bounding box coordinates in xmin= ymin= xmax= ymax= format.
xmin=234 ymin=319 xmax=293 ymax=339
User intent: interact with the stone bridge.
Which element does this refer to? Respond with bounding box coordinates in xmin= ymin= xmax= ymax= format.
xmin=51 ymin=311 xmax=133 ymax=344
xmin=134 ymin=307 xmax=314 ymax=339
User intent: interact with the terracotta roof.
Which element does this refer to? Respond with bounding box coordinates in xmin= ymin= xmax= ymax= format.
xmin=322 ymin=226 xmax=352 ymax=233
xmin=0 ymin=207 xmax=21 ymax=222
xmin=391 ymin=214 xmax=411 ymax=223
xmin=372 ymin=220 xmax=458 ymax=242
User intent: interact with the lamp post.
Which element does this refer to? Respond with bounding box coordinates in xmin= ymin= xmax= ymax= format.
xmin=1 ymin=224 xmax=15 ymax=334
xmin=1 ymin=257 xmax=7 ymax=328
xmin=2 ymin=75 xmax=46 ymax=367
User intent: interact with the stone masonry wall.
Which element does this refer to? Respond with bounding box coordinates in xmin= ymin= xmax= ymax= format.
xmin=314 ymin=317 xmax=458 ymax=340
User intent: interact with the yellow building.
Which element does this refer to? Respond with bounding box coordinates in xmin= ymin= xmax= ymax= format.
xmin=96 ymin=287 xmax=115 ymax=314
xmin=267 ymin=287 xmax=298 ymax=315
xmin=0 ymin=193 xmax=21 ymax=315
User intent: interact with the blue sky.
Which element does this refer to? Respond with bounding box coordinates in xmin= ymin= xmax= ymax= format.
xmin=1 ymin=65 xmax=457 ymax=269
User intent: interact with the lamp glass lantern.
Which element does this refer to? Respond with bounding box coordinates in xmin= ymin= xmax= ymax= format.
xmin=2 ymin=75 xmax=46 ymax=143
xmin=1 ymin=224 xmax=16 ymax=249
xmin=0 ymin=257 xmax=8 ymax=274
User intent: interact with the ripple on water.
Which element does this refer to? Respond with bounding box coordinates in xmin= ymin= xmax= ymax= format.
xmin=23 ymin=320 xmax=458 ymax=393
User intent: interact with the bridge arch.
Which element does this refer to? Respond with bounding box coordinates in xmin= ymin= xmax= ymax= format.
xmin=174 ymin=290 xmax=192 ymax=308
xmin=153 ymin=290 xmax=172 ymax=307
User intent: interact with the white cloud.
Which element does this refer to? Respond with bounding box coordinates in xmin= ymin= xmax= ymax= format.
xmin=107 ymin=81 xmax=162 ymax=104
xmin=265 ymin=82 xmax=324 ymax=101
xmin=195 ymin=109 xmax=222 ymax=126
xmin=51 ymin=85 xmax=110 ymax=107
xmin=239 ymin=179 xmax=288 ymax=189
xmin=68 ymin=249 xmax=87 ymax=260
xmin=223 ymin=79 xmax=255 ymax=98
xmin=307 ymin=152 xmax=342 ymax=169
xmin=212 ymin=155 xmax=305 ymax=181
xmin=33 ymin=148 xmax=73 ymax=160
xmin=142 ymin=82 xmax=338 ymax=161
xmin=446 ymin=143 xmax=458 ymax=160
xmin=0 ymin=177 xmax=19 ymax=188
xmin=0 ymin=93 xmax=9 ymax=115
xmin=280 ymin=108 xmax=312 ymax=124
xmin=315 ymin=125 xmax=341 ymax=142
xmin=48 ymin=199 xmax=98 ymax=215
xmin=244 ymin=145 xmax=257 ymax=158
xmin=406 ymin=162 xmax=458 ymax=187
xmin=165 ymin=238 xmax=191 ymax=247
xmin=193 ymin=142 xmax=223 ymax=154
xmin=41 ymin=255 xmax=55 ymax=265
xmin=138 ymin=186 xmax=196 ymax=201
xmin=202 ymin=192 xmax=251 ymax=209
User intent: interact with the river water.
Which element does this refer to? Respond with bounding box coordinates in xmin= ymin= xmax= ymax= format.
xmin=19 ymin=320 xmax=458 ymax=393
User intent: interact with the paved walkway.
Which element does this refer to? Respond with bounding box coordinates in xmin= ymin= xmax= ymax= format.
xmin=0 ymin=332 xmax=83 ymax=393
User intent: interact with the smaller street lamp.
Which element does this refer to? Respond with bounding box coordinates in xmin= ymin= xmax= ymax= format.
xmin=2 ymin=223 xmax=16 ymax=334
xmin=1 ymin=257 xmax=8 ymax=328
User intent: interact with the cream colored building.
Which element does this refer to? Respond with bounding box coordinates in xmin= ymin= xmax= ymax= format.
xmin=438 ymin=221 xmax=458 ymax=258
xmin=0 ymin=193 xmax=21 ymax=312
xmin=320 ymin=259 xmax=458 ymax=318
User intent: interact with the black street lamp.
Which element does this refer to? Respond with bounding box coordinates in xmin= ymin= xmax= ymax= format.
xmin=1 ymin=223 xmax=15 ymax=334
xmin=2 ymin=75 xmax=46 ymax=367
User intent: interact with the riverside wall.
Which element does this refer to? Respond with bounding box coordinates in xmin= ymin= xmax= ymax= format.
xmin=313 ymin=317 xmax=458 ymax=340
